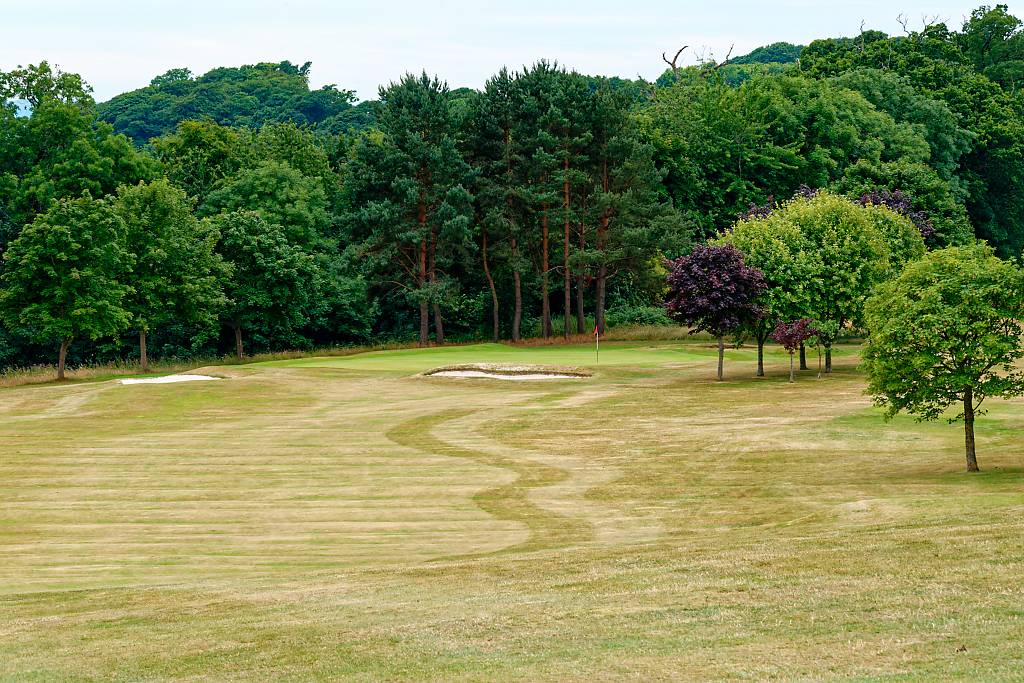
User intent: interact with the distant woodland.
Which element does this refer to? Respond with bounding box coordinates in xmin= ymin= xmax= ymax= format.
xmin=3 ymin=6 xmax=1024 ymax=371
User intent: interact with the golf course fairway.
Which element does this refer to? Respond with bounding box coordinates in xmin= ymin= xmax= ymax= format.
xmin=2 ymin=341 xmax=1022 ymax=681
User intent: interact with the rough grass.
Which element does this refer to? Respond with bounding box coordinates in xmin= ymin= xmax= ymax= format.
xmin=1 ymin=340 xmax=1021 ymax=681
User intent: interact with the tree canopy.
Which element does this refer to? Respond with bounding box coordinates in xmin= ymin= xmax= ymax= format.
xmin=96 ymin=61 xmax=374 ymax=142
xmin=0 ymin=195 xmax=132 ymax=378
xmin=4 ymin=5 xmax=1024 ymax=374
xmin=862 ymin=245 xmax=1024 ymax=471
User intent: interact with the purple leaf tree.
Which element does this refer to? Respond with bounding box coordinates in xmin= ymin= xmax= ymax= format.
xmin=665 ymin=244 xmax=767 ymax=381
xmin=856 ymin=188 xmax=936 ymax=244
xmin=771 ymin=318 xmax=819 ymax=383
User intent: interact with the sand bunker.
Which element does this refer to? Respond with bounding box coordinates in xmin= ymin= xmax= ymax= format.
xmin=431 ymin=370 xmax=584 ymax=380
xmin=422 ymin=364 xmax=589 ymax=381
xmin=120 ymin=374 xmax=221 ymax=385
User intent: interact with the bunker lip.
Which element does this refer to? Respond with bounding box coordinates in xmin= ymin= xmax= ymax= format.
xmin=420 ymin=363 xmax=590 ymax=380
xmin=119 ymin=374 xmax=222 ymax=385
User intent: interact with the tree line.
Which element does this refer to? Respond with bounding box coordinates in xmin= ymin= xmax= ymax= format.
xmin=3 ymin=5 xmax=1024 ymax=379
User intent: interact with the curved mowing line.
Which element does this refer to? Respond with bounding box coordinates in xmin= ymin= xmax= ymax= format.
xmin=385 ymin=408 xmax=591 ymax=556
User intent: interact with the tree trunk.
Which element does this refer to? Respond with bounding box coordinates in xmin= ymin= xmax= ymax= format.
xmin=575 ymin=273 xmax=585 ymax=334
xmin=788 ymin=352 xmax=795 ymax=383
xmin=756 ymin=329 xmax=766 ymax=377
xmin=576 ymin=217 xmax=586 ymax=334
xmin=481 ymin=229 xmax=499 ymax=342
xmin=512 ymin=238 xmax=523 ymax=343
xmin=417 ymin=190 xmax=430 ymax=346
xmin=717 ymin=336 xmax=725 ymax=381
xmin=799 ymin=343 xmax=808 ymax=370
xmin=234 ymin=325 xmax=244 ymax=360
xmin=964 ymin=386 xmax=979 ymax=472
xmin=57 ymin=336 xmax=71 ymax=381
xmin=825 ymin=345 xmax=832 ymax=374
xmin=595 ymin=161 xmax=611 ymax=336
xmin=432 ymin=301 xmax=445 ymax=345
xmin=418 ymin=236 xmax=428 ymax=346
xmin=428 ymin=224 xmax=443 ymax=345
xmin=419 ymin=299 xmax=429 ymax=346
xmin=541 ymin=211 xmax=551 ymax=338
xmin=505 ymin=128 xmax=519 ymax=343
xmin=139 ymin=329 xmax=149 ymax=373
xmin=563 ymin=160 xmax=571 ymax=340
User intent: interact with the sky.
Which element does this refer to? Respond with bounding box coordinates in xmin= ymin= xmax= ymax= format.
xmin=2 ymin=1 xmax=1019 ymax=102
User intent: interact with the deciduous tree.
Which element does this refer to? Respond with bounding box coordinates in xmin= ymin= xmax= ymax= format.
xmin=212 ymin=211 xmax=318 ymax=358
xmin=665 ymin=244 xmax=766 ymax=380
xmin=716 ymin=210 xmax=814 ymax=377
xmin=772 ymin=318 xmax=818 ymax=382
xmin=116 ymin=180 xmax=226 ymax=371
xmin=0 ymin=195 xmax=131 ymax=379
xmin=862 ymin=244 xmax=1024 ymax=472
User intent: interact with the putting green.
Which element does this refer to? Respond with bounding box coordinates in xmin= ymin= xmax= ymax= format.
xmin=260 ymin=340 xmax=767 ymax=374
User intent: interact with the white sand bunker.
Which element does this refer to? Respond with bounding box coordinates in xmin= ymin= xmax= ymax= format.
xmin=422 ymin=364 xmax=589 ymax=381
xmin=120 ymin=374 xmax=221 ymax=385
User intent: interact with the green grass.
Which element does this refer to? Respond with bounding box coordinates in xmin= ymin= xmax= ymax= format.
xmin=259 ymin=340 xmax=715 ymax=373
xmin=1 ymin=340 xmax=1021 ymax=681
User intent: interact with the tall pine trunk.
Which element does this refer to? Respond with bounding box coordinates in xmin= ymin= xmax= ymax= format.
xmin=233 ymin=325 xmax=244 ymax=360
xmin=825 ymin=346 xmax=832 ymax=373
xmin=419 ymin=300 xmax=429 ymax=346
xmin=562 ymin=160 xmax=571 ymax=340
xmin=57 ymin=336 xmax=71 ymax=381
xmin=799 ymin=343 xmax=808 ymax=370
xmin=595 ymin=264 xmax=607 ymax=335
xmin=575 ymin=274 xmax=585 ymax=334
xmin=511 ymin=238 xmax=523 ymax=342
xmin=481 ymin=229 xmax=499 ymax=342
xmin=505 ymin=129 xmax=519 ymax=343
xmin=429 ymin=227 xmax=443 ymax=345
xmin=964 ymin=386 xmax=979 ymax=472
xmin=541 ymin=210 xmax=551 ymax=338
xmin=418 ymin=233 xmax=428 ymax=346
xmin=717 ymin=336 xmax=725 ymax=381
xmin=576 ymin=219 xmax=586 ymax=334
xmin=432 ymin=302 xmax=445 ymax=344
xmin=594 ymin=161 xmax=610 ymax=335
xmin=139 ymin=329 xmax=149 ymax=373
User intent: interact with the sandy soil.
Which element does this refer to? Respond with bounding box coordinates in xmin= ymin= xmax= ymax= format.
xmin=429 ymin=370 xmax=583 ymax=380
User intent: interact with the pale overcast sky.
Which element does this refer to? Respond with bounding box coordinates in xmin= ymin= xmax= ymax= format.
xmin=2 ymin=1 xmax=1018 ymax=102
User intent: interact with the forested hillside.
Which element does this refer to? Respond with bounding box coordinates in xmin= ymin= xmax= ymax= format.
xmin=3 ymin=5 xmax=1024 ymax=373
xmin=96 ymin=61 xmax=376 ymax=142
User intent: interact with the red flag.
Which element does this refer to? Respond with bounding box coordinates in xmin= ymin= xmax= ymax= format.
xmin=592 ymin=325 xmax=599 ymax=336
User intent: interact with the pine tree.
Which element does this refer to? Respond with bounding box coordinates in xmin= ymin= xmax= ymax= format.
xmin=466 ymin=68 xmax=526 ymax=341
xmin=344 ymin=73 xmax=473 ymax=345
xmin=588 ymin=81 xmax=686 ymax=333
xmin=516 ymin=62 xmax=562 ymax=338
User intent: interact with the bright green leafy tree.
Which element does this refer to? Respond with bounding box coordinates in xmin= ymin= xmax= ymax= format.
xmin=212 ymin=211 xmax=318 ymax=359
xmin=779 ymin=191 xmax=895 ymax=372
xmin=862 ymin=244 xmax=1024 ymax=472
xmin=0 ymin=195 xmax=132 ymax=379
xmin=716 ymin=211 xmax=814 ymax=376
xmin=115 ymin=180 xmax=227 ymax=371
xmin=201 ymin=159 xmax=331 ymax=248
